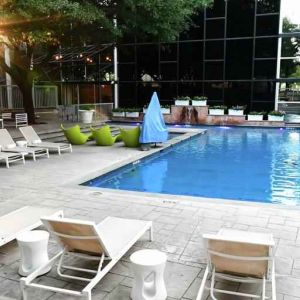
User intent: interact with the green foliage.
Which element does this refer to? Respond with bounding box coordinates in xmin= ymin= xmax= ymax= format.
xmin=210 ymin=105 xmax=227 ymax=109
xmin=268 ymin=110 xmax=285 ymax=116
xmin=112 ymin=108 xmax=126 ymax=112
xmin=193 ymin=96 xmax=207 ymax=100
xmin=230 ymin=105 xmax=246 ymax=110
xmin=80 ymin=104 xmax=95 ymax=111
xmin=248 ymin=111 xmax=266 ymax=115
xmin=125 ymin=108 xmax=141 ymax=112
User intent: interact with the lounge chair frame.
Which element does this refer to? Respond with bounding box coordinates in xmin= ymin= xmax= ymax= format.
xmin=20 ymin=217 xmax=153 ymax=300
xmin=0 ymin=129 xmax=49 ymax=160
xmin=0 ymin=150 xmax=26 ymax=168
xmin=19 ymin=126 xmax=72 ymax=155
xmin=196 ymin=229 xmax=276 ymax=300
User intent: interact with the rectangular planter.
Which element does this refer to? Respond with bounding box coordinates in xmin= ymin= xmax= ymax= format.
xmin=209 ymin=109 xmax=225 ymax=116
xmin=112 ymin=112 xmax=125 ymax=117
xmin=247 ymin=115 xmax=263 ymax=121
xmin=228 ymin=109 xmax=244 ymax=116
xmin=161 ymin=108 xmax=171 ymax=114
xmin=175 ymin=100 xmax=190 ymax=106
xmin=192 ymin=100 xmax=207 ymax=106
xmin=268 ymin=115 xmax=284 ymax=122
xmin=125 ymin=112 xmax=140 ymax=118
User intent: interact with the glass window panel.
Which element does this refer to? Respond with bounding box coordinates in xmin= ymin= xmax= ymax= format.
xmin=160 ymin=63 xmax=177 ymax=80
xmin=119 ymin=83 xmax=136 ymax=106
xmin=180 ymin=26 xmax=203 ymax=41
xmin=206 ymin=0 xmax=225 ymax=18
xmin=179 ymin=42 xmax=203 ymax=80
xmin=160 ymin=83 xmax=178 ymax=101
xmin=227 ymin=0 xmax=255 ymax=37
xmin=118 ymin=45 xmax=135 ymax=63
xmin=160 ymin=43 xmax=177 ymax=61
xmin=204 ymin=82 xmax=223 ymax=101
xmin=255 ymin=38 xmax=278 ymax=58
xmin=251 ymin=101 xmax=274 ymax=112
xmin=178 ymin=83 xmax=204 ymax=98
xmin=279 ymin=82 xmax=300 ymax=101
xmin=205 ymin=41 xmax=224 ymax=59
xmin=137 ymin=45 xmax=159 ymax=79
xmin=72 ymin=65 xmax=85 ymax=81
xmin=254 ymin=60 xmax=277 ymax=79
xmin=225 ymin=39 xmax=253 ymax=79
xmin=257 ymin=0 xmax=280 ymax=14
xmin=137 ymin=82 xmax=159 ymax=107
xmin=280 ymin=59 xmax=300 ymax=78
xmin=206 ymin=19 xmax=225 ymax=39
xmin=119 ymin=64 xmax=136 ymax=81
xmin=280 ymin=0 xmax=300 ymax=33
xmin=224 ymin=82 xmax=252 ymax=107
xmin=256 ymin=15 xmax=279 ymax=36
xmin=205 ymin=61 xmax=223 ymax=80
xmin=281 ymin=36 xmax=300 ymax=58
xmin=253 ymin=81 xmax=276 ymax=101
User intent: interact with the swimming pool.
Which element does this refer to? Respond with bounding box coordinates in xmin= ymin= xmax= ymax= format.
xmin=83 ymin=127 xmax=300 ymax=205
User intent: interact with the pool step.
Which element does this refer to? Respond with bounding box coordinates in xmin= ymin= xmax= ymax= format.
xmin=285 ymin=122 xmax=300 ymax=128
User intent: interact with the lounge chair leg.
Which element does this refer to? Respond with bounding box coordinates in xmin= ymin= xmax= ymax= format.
xmin=47 ymin=150 xmax=50 ymax=158
xmin=83 ymin=291 xmax=91 ymax=300
xmin=58 ymin=148 xmax=61 ymax=155
xmin=149 ymin=226 xmax=154 ymax=241
xmin=20 ymin=280 xmax=27 ymax=300
xmin=196 ymin=266 xmax=209 ymax=300
xmin=33 ymin=153 xmax=36 ymax=161
xmin=6 ymin=159 xmax=9 ymax=168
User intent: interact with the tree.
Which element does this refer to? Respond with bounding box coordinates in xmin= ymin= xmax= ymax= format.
xmin=0 ymin=0 xmax=211 ymax=123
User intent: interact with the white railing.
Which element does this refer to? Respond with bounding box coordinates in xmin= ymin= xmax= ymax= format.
xmin=0 ymin=85 xmax=58 ymax=109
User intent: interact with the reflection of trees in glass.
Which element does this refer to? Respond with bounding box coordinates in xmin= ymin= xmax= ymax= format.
xmin=280 ymin=18 xmax=300 ymax=78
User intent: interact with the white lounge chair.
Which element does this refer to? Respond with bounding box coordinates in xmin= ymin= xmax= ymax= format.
xmin=197 ymin=229 xmax=276 ymax=300
xmin=19 ymin=126 xmax=72 ymax=155
xmin=0 ymin=206 xmax=63 ymax=247
xmin=0 ymin=129 xmax=49 ymax=161
xmin=0 ymin=147 xmax=26 ymax=168
xmin=20 ymin=216 xmax=153 ymax=300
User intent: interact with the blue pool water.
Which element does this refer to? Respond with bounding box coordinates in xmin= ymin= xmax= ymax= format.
xmin=83 ymin=127 xmax=300 ymax=205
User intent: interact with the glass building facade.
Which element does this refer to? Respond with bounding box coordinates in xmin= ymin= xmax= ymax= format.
xmin=118 ymin=0 xmax=300 ymax=112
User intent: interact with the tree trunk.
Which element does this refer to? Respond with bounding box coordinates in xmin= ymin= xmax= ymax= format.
xmin=19 ymin=82 xmax=36 ymax=124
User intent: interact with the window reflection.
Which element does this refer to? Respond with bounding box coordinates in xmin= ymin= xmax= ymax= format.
xmin=279 ymin=83 xmax=300 ymax=101
xmin=280 ymin=0 xmax=300 ymax=33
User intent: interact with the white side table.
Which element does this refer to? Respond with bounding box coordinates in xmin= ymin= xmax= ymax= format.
xmin=16 ymin=140 xmax=27 ymax=148
xmin=16 ymin=230 xmax=51 ymax=276
xmin=130 ymin=249 xmax=167 ymax=300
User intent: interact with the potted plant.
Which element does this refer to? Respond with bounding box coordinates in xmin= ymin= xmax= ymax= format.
xmin=112 ymin=108 xmax=126 ymax=117
xmin=78 ymin=104 xmax=95 ymax=124
xmin=268 ymin=110 xmax=285 ymax=121
xmin=161 ymin=105 xmax=171 ymax=114
xmin=125 ymin=108 xmax=140 ymax=118
xmin=175 ymin=96 xmax=190 ymax=106
xmin=247 ymin=111 xmax=265 ymax=121
xmin=228 ymin=105 xmax=246 ymax=116
xmin=209 ymin=105 xmax=227 ymax=116
xmin=192 ymin=96 xmax=207 ymax=106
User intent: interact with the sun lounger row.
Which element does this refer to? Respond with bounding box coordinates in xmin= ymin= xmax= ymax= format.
xmin=0 ymin=127 xmax=72 ymax=168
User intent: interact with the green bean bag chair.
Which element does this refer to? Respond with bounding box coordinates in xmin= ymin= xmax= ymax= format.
xmin=120 ymin=126 xmax=141 ymax=148
xmin=61 ymin=124 xmax=92 ymax=145
xmin=91 ymin=125 xmax=121 ymax=146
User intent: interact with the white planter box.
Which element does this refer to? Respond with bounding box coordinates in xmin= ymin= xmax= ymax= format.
xmin=112 ymin=112 xmax=125 ymax=117
xmin=192 ymin=100 xmax=207 ymax=106
xmin=79 ymin=110 xmax=94 ymax=124
xmin=126 ymin=112 xmax=140 ymax=118
xmin=268 ymin=115 xmax=284 ymax=122
xmin=247 ymin=115 xmax=263 ymax=121
xmin=228 ymin=109 xmax=244 ymax=116
xmin=209 ymin=109 xmax=225 ymax=116
xmin=161 ymin=108 xmax=171 ymax=114
xmin=175 ymin=100 xmax=190 ymax=106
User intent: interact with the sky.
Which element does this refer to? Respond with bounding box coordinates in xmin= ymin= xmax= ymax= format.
xmin=281 ymin=0 xmax=300 ymax=24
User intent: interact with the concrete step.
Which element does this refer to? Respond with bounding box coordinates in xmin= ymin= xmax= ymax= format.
xmin=285 ymin=123 xmax=300 ymax=128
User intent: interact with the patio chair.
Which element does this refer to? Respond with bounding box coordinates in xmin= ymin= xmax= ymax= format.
xmin=0 ymin=129 xmax=49 ymax=161
xmin=20 ymin=216 xmax=153 ymax=300
xmin=197 ymin=228 xmax=276 ymax=300
xmin=90 ymin=125 xmax=121 ymax=146
xmin=0 ymin=146 xmax=26 ymax=168
xmin=61 ymin=124 xmax=92 ymax=145
xmin=19 ymin=126 xmax=72 ymax=155
xmin=2 ymin=113 xmax=28 ymax=128
xmin=120 ymin=126 xmax=141 ymax=148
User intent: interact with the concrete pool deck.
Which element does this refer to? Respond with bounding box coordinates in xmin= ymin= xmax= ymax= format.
xmin=0 ymin=127 xmax=300 ymax=299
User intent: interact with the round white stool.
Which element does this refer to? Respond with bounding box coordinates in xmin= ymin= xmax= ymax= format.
xmin=130 ymin=249 xmax=167 ymax=300
xmin=16 ymin=140 xmax=27 ymax=148
xmin=16 ymin=230 xmax=51 ymax=276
